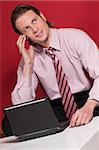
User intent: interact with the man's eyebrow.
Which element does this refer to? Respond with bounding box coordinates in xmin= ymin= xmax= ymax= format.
xmin=31 ymin=16 xmax=38 ymax=20
xmin=22 ymin=16 xmax=38 ymax=31
xmin=21 ymin=26 xmax=29 ymax=32
xmin=21 ymin=22 xmax=31 ymax=32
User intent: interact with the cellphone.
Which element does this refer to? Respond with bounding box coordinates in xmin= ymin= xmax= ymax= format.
xmin=26 ymin=36 xmax=35 ymax=46
xmin=24 ymin=36 xmax=35 ymax=49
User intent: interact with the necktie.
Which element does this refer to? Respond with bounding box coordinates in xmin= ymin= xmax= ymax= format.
xmin=46 ymin=47 xmax=77 ymax=120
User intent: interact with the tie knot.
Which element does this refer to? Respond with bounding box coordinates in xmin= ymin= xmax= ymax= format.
xmin=45 ymin=47 xmax=55 ymax=58
xmin=48 ymin=47 xmax=54 ymax=55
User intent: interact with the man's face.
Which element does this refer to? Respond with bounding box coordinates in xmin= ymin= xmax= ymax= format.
xmin=16 ymin=10 xmax=50 ymax=47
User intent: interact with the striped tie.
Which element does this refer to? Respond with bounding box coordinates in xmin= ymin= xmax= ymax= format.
xmin=46 ymin=47 xmax=77 ymax=120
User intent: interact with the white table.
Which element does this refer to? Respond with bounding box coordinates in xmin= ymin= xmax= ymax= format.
xmin=0 ymin=116 xmax=99 ymax=150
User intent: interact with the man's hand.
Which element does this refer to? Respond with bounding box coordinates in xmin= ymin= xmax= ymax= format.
xmin=70 ymin=99 xmax=98 ymax=127
xmin=17 ymin=35 xmax=35 ymax=77
xmin=17 ymin=35 xmax=35 ymax=65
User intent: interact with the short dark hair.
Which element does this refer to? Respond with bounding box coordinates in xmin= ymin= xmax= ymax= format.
xmin=11 ymin=4 xmax=52 ymax=34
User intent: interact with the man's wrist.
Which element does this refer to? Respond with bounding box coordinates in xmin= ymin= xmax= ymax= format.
xmin=23 ymin=63 xmax=33 ymax=77
xmin=24 ymin=62 xmax=33 ymax=66
xmin=86 ymin=99 xmax=98 ymax=110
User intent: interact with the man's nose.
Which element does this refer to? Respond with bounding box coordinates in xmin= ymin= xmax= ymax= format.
xmin=31 ymin=25 xmax=38 ymax=33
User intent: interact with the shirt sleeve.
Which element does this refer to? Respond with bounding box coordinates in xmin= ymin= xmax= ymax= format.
xmin=73 ymin=29 xmax=99 ymax=102
xmin=11 ymin=58 xmax=39 ymax=105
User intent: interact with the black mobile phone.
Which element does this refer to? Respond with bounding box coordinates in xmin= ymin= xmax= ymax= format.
xmin=26 ymin=36 xmax=35 ymax=46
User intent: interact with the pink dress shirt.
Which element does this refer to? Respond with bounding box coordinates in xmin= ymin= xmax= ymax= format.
xmin=11 ymin=28 xmax=99 ymax=105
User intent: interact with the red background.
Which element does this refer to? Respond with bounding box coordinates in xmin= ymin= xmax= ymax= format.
xmin=0 ymin=1 xmax=99 ymax=134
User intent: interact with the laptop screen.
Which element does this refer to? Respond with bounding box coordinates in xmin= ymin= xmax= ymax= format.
xmin=4 ymin=98 xmax=62 ymax=136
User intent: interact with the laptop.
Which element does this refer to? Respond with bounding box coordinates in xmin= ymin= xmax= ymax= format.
xmin=3 ymin=97 xmax=69 ymax=141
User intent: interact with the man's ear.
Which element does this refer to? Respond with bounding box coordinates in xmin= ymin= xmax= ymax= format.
xmin=40 ymin=12 xmax=47 ymax=22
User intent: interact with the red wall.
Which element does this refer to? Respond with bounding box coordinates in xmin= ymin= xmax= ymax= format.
xmin=0 ymin=1 xmax=99 ymax=134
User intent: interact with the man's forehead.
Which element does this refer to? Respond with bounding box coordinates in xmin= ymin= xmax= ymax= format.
xmin=15 ymin=10 xmax=39 ymax=29
xmin=17 ymin=10 xmax=38 ymax=20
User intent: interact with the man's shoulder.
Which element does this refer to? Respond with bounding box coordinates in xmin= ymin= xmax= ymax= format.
xmin=52 ymin=27 xmax=85 ymax=35
xmin=53 ymin=28 xmax=88 ymax=41
xmin=58 ymin=28 xmax=84 ymax=33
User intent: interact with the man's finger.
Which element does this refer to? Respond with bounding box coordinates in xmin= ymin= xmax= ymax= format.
xmin=80 ymin=113 xmax=88 ymax=125
xmin=75 ymin=112 xmax=84 ymax=126
xmin=21 ymin=35 xmax=26 ymax=51
xmin=69 ymin=111 xmax=79 ymax=127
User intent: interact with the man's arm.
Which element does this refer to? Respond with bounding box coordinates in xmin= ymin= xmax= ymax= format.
xmin=11 ymin=35 xmax=39 ymax=105
xmin=69 ymin=29 xmax=99 ymax=127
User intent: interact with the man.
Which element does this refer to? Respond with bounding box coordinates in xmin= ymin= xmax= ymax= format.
xmin=2 ymin=4 xmax=99 ymax=136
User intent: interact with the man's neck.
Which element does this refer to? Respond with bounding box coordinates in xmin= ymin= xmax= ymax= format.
xmin=38 ymin=28 xmax=51 ymax=48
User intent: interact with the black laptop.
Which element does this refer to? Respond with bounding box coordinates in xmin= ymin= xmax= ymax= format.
xmin=3 ymin=97 xmax=69 ymax=141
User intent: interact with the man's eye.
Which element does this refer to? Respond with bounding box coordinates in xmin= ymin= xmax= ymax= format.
xmin=32 ymin=18 xmax=37 ymax=24
xmin=24 ymin=27 xmax=29 ymax=33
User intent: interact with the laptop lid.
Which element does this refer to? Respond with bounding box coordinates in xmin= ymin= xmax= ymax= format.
xmin=49 ymin=98 xmax=68 ymax=124
xmin=4 ymin=98 xmax=61 ymax=136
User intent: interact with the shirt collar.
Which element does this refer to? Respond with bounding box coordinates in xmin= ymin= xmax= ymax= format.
xmin=49 ymin=28 xmax=60 ymax=51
